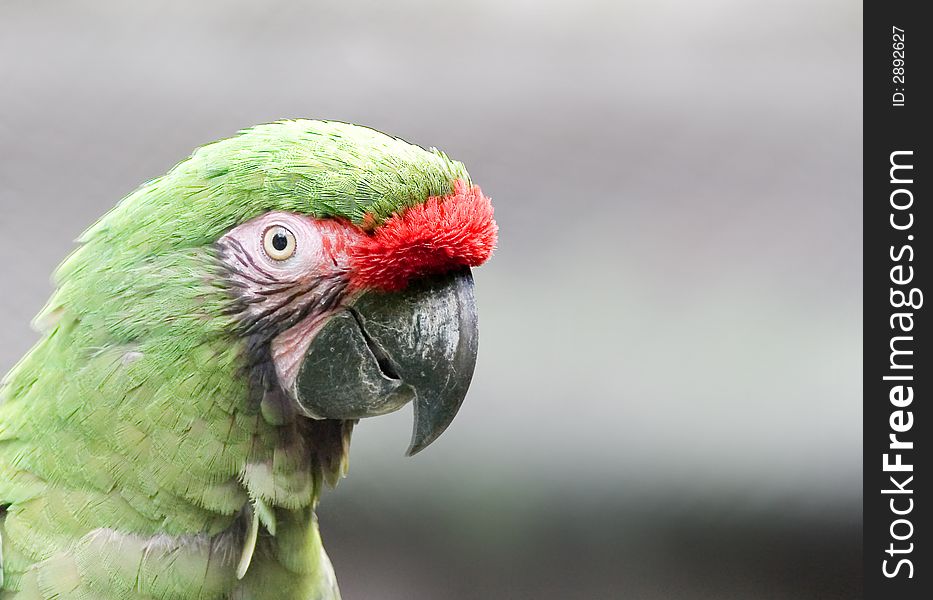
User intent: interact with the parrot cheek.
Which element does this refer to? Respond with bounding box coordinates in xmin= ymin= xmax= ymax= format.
xmin=269 ymin=312 xmax=333 ymax=396
xmin=292 ymin=268 xmax=479 ymax=455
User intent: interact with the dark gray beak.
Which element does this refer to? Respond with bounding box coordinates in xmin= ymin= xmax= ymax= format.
xmin=293 ymin=268 xmax=478 ymax=455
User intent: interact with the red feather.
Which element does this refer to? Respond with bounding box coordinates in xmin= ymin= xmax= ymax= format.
xmin=348 ymin=180 xmax=498 ymax=291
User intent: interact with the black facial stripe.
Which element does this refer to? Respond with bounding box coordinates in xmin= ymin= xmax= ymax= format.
xmin=255 ymin=282 xmax=303 ymax=298
xmin=224 ymin=237 xmax=278 ymax=281
xmin=217 ymin=243 xmax=276 ymax=288
xmin=270 ymin=277 xmax=346 ymax=333
xmin=225 ymin=267 xmax=277 ymax=288
xmin=244 ymin=283 xmax=323 ymax=333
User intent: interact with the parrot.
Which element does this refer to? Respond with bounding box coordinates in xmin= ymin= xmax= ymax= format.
xmin=0 ymin=120 xmax=497 ymax=599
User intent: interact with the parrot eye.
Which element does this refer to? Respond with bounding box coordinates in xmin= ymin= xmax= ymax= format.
xmin=263 ymin=225 xmax=297 ymax=261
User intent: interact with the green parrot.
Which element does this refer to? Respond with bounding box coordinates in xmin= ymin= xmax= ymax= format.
xmin=0 ymin=120 xmax=497 ymax=599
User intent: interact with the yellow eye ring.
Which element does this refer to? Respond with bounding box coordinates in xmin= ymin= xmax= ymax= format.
xmin=263 ymin=225 xmax=297 ymax=261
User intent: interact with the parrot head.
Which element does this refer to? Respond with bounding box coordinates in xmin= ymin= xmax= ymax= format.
xmin=44 ymin=119 xmax=497 ymax=457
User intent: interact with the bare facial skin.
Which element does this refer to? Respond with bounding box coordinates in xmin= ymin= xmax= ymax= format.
xmin=217 ymin=211 xmax=359 ymax=397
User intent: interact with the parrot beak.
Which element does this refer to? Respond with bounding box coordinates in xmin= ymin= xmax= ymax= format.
xmin=293 ymin=268 xmax=479 ymax=455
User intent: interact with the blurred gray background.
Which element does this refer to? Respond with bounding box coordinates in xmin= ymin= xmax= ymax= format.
xmin=0 ymin=1 xmax=861 ymax=598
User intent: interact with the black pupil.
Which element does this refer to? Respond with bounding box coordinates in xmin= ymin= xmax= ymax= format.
xmin=271 ymin=231 xmax=289 ymax=252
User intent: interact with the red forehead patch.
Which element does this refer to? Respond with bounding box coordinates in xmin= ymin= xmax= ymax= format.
xmin=348 ymin=179 xmax=497 ymax=291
